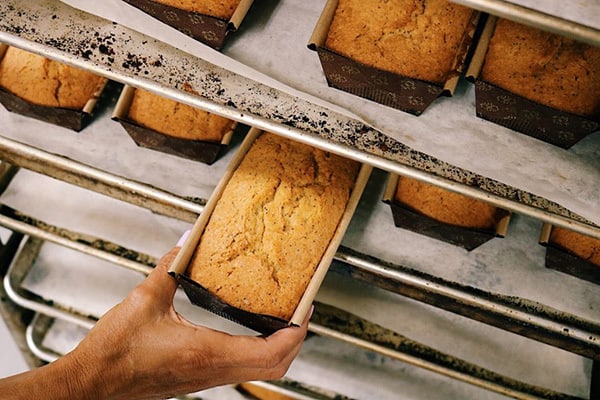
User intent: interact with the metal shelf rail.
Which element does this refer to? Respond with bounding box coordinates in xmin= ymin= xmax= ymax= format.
xmin=451 ymin=0 xmax=600 ymax=46
xmin=1 ymin=0 xmax=599 ymax=239
xmin=5 ymin=234 xmax=592 ymax=400
xmin=1 ymin=203 xmax=598 ymax=394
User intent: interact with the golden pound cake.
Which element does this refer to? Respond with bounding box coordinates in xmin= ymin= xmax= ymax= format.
xmin=127 ymin=88 xmax=233 ymax=141
xmin=395 ymin=176 xmax=502 ymax=230
xmin=325 ymin=0 xmax=477 ymax=84
xmin=149 ymin=0 xmax=242 ymax=20
xmin=481 ymin=18 xmax=600 ymax=117
xmin=188 ymin=133 xmax=360 ymax=320
xmin=0 ymin=46 xmax=105 ymax=110
xmin=550 ymin=227 xmax=600 ymax=267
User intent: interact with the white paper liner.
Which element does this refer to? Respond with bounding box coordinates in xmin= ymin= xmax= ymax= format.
xmin=54 ymin=0 xmax=600 ymax=227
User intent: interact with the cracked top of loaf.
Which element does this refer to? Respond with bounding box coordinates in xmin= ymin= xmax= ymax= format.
xmin=127 ymin=88 xmax=233 ymax=141
xmin=324 ymin=0 xmax=477 ymax=84
xmin=0 ymin=46 xmax=105 ymax=110
xmin=149 ymin=0 xmax=242 ymax=20
xmin=188 ymin=132 xmax=360 ymax=320
xmin=481 ymin=18 xmax=600 ymax=116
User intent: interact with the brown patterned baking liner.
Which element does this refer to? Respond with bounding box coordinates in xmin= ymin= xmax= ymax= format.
xmin=308 ymin=0 xmax=480 ymax=116
xmin=174 ymin=273 xmax=289 ymax=335
xmin=383 ymin=174 xmax=511 ymax=251
xmin=467 ymin=16 xmax=600 ymax=149
xmin=0 ymin=88 xmax=91 ymax=131
xmin=112 ymin=85 xmax=236 ymax=164
xmin=540 ymin=224 xmax=600 ymax=285
xmin=122 ymin=0 xmax=254 ymax=50
xmin=474 ymin=81 xmax=599 ymax=149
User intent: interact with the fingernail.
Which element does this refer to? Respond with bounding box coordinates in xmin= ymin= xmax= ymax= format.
xmin=176 ymin=230 xmax=191 ymax=247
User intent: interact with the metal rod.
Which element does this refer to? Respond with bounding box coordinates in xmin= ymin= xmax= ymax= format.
xmin=451 ymin=0 xmax=600 ymax=46
xmin=0 ymin=212 xmax=154 ymax=275
xmin=333 ymin=248 xmax=600 ymax=361
xmin=0 ymin=135 xmax=203 ymax=223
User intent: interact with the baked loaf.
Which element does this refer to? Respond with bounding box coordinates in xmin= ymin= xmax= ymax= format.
xmin=0 ymin=46 xmax=106 ymax=109
xmin=550 ymin=227 xmax=600 ymax=266
xmin=188 ymin=133 xmax=360 ymax=320
xmin=127 ymin=88 xmax=233 ymax=141
xmin=325 ymin=0 xmax=477 ymax=84
xmin=395 ymin=176 xmax=504 ymax=229
xmin=149 ymin=0 xmax=242 ymax=20
xmin=481 ymin=18 xmax=600 ymax=117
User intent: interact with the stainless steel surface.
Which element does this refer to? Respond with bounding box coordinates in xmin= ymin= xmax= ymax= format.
xmin=0 ymin=135 xmax=203 ymax=224
xmin=0 ymin=0 xmax=598 ymax=240
xmin=451 ymin=0 xmax=600 ymax=46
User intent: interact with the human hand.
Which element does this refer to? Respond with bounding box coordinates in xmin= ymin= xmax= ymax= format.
xmin=42 ymin=243 xmax=310 ymax=400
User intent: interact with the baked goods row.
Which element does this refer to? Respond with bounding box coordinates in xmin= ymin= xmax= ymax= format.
xmin=119 ymin=0 xmax=599 ymax=149
xmin=0 ymin=42 xmax=598 ymax=334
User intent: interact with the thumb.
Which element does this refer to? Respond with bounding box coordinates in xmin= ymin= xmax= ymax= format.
xmin=142 ymin=230 xmax=190 ymax=301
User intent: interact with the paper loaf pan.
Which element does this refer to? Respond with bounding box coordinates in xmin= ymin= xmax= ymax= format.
xmin=112 ymin=85 xmax=237 ymax=165
xmin=466 ymin=16 xmax=600 ymax=149
xmin=383 ymin=173 xmax=511 ymax=251
xmin=122 ymin=0 xmax=255 ymax=50
xmin=308 ymin=0 xmax=480 ymax=116
xmin=169 ymin=128 xmax=372 ymax=335
xmin=539 ymin=223 xmax=600 ymax=286
xmin=0 ymin=44 xmax=108 ymax=132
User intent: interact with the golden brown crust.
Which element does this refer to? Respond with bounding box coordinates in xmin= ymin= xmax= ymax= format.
xmin=0 ymin=46 xmax=106 ymax=110
xmin=127 ymin=88 xmax=233 ymax=142
xmin=149 ymin=0 xmax=242 ymax=20
xmin=188 ymin=133 xmax=360 ymax=320
xmin=481 ymin=18 xmax=600 ymax=116
xmin=550 ymin=227 xmax=600 ymax=266
xmin=325 ymin=0 xmax=477 ymax=84
xmin=395 ymin=176 xmax=503 ymax=229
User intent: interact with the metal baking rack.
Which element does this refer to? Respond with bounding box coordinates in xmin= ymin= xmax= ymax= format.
xmin=0 ymin=0 xmax=598 ymax=399
xmin=4 ymin=228 xmax=593 ymax=399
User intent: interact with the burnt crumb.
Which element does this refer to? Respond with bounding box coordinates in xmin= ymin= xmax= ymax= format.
xmin=99 ymin=44 xmax=110 ymax=54
xmin=80 ymin=49 xmax=93 ymax=59
xmin=121 ymin=52 xmax=147 ymax=72
xmin=51 ymin=14 xmax=57 ymax=19
xmin=226 ymin=100 xmax=236 ymax=107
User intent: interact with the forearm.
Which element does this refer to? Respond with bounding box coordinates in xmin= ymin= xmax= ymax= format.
xmin=0 ymin=352 xmax=99 ymax=399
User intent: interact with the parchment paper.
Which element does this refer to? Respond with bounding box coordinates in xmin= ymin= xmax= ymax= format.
xmin=57 ymin=0 xmax=600 ymax=226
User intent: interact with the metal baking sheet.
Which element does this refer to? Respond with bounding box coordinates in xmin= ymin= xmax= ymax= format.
xmin=1 ymin=0 xmax=599 ymax=236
